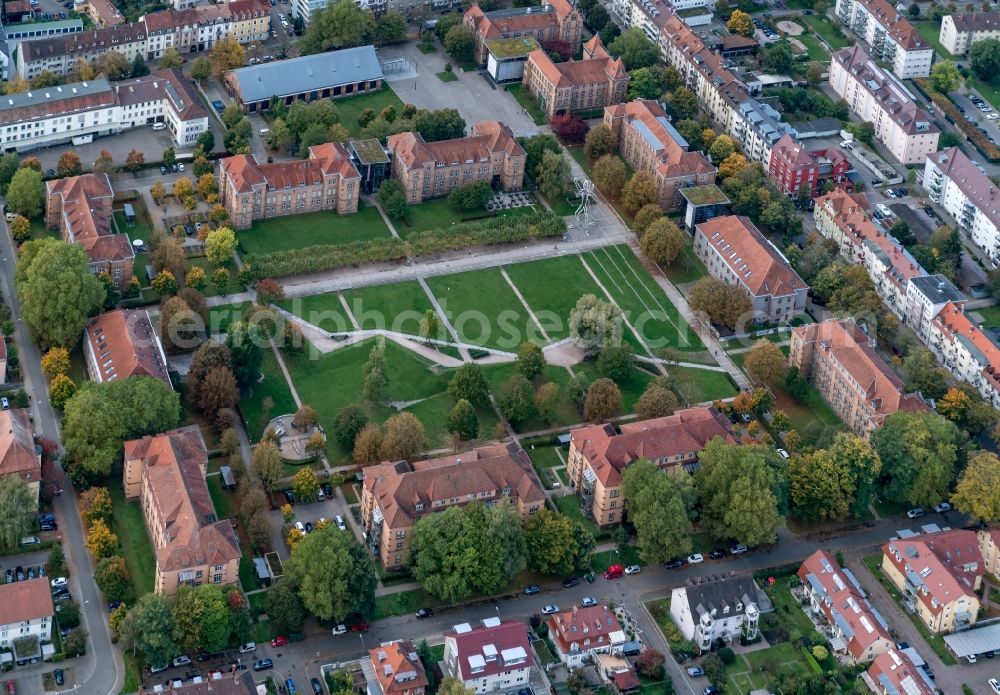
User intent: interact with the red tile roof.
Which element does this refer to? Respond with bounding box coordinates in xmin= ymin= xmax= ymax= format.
xmin=932 ymin=301 xmax=1000 ymax=395
xmin=0 ymin=408 xmax=39 ymax=484
xmin=369 ymin=641 xmax=428 ymax=695
xmin=20 ymin=22 xmax=147 ymax=61
xmin=46 ymin=173 xmax=133 ymax=268
xmin=220 ymin=141 xmax=360 ymax=194
xmin=855 ymin=0 xmax=929 ymax=50
xmin=388 ymin=121 xmax=524 ymax=173
xmin=527 ymin=47 xmax=626 ymax=89
xmin=883 ymin=529 xmax=984 ymax=615
xmin=0 ymin=577 xmax=53 ymax=626
xmin=604 ymin=100 xmax=715 ymax=181
xmin=867 ymin=649 xmax=934 ymax=695
xmin=84 ymin=309 xmax=170 ymax=388
xmin=547 ymin=604 xmax=624 ymax=656
xmin=446 ymin=620 xmax=533 ymax=681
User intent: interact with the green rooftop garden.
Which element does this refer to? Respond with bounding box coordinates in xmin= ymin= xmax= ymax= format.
xmin=350 ymin=138 xmax=389 ymax=164
xmin=680 ymin=184 xmax=730 ymax=205
xmin=486 ymin=36 xmax=541 ymax=59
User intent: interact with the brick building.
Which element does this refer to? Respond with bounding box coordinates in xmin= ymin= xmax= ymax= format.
xmin=0 ymin=409 xmax=40 ymax=506
xmin=767 ymin=134 xmax=851 ymax=198
xmin=464 ymin=0 xmax=582 ymax=65
xmin=386 ymin=121 xmax=525 ymax=204
xmin=522 ymin=35 xmax=628 ymax=119
xmin=83 ymin=309 xmax=171 ymax=389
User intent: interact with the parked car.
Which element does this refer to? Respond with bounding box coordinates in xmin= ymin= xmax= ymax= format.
xmin=709 ymin=549 xmax=726 ymax=559
xmin=687 ymin=554 xmax=704 ymax=564
xmin=4 ymin=570 xmax=12 ymax=583
xmin=524 ymin=584 xmax=541 ymax=595
xmin=730 ymin=544 xmax=748 ymax=555
xmin=349 ymin=619 xmax=369 ymax=632
xmin=562 ymin=577 xmax=581 ymax=589
xmin=603 ymin=564 xmax=624 ymax=579
xmin=322 ymin=483 xmax=334 ymax=498
xmin=286 ymin=679 xmax=297 ymax=695
xmin=53 ymin=669 xmax=64 ymax=686
xmin=332 ymin=625 xmax=347 ymax=636
xmin=295 ymin=521 xmax=305 ymax=534
xmin=160 ymin=165 xmax=167 ymax=174
xmin=284 ymin=490 xmax=295 ymax=505
xmin=149 ymin=664 xmax=169 ymax=674
xmin=624 ymin=565 xmax=641 ymax=575
xmin=989 ymin=678 xmax=1000 ymax=695
xmin=702 ymin=687 xmax=719 ymax=695
xmin=581 ymin=597 xmax=598 ymax=607
xmin=933 ymin=502 xmax=951 ymax=513
xmin=665 ymin=558 xmax=685 ymax=569
xmin=172 ymin=656 xmax=192 ymax=668
xmin=335 ymin=515 xmax=346 ymax=531
xmin=270 ymin=636 xmax=287 ymax=648
xmin=238 ymin=643 xmax=256 ymax=654
xmin=253 ymin=659 xmax=273 ymax=671
xmin=906 ymin=508 xmax=925 ymax=519
xmin=775 ymin=448 xmax=789 ymax=460
xmin=40 ymin=522 xmax=56 ymax=532
xmin=304 ymin=522 xmax=314 ymax=534
xmin=541 ymin=605 xmax=559 ymax=615
xmin=687 ymin=667 xmax=704 ymax=677
xmin=311 ymin=678 xmax=324 ymax=695
xmin=20 ymin=537 xmax=39 ymax=547
xmin=212 ymin=100 xmax=224 ymax=112
xmin=415 ymin=608 xmax=434 ymax=619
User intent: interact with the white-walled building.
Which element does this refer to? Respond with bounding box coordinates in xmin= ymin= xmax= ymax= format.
xmin=670 ymin=575 xmax=760 ymax=650
xmin=904 ymin=275 xmax=965 ymax=343
xmin=547 ymin=605 xmax=626 ymax=668
xmin=923 ymin=147 xmax=1000 ymax=267
xmin=829 ymin=45 xmax=939 ymax=165
xmin=929 ymin=302 xmax=1000 ymax=409
xmin=834 ymin=0 xmax=933 ymax=78
xmin=729 ymin=98 xmax=797 ymax=169
xmin=0 ymin=578 xmax=53 ymax=650
xmin=444 ymin=619 xmax=533 ymax=695
xmin=939 ymin=12 xmax=1000 ymax=55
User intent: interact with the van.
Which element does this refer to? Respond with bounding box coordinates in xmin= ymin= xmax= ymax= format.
xmin=603 ymin=564 xmax=624 ymax=579
xmin=152 ymin=122 xmax=167 ymax=131
xmin=4 ymin=212 xmax=15 ymax=222
xmin=258 ymin=128 xmax=270 ymax=137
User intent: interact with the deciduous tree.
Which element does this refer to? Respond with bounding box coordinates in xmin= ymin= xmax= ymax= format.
xmin=94 ymin=556 xmax=130 ymax=602
xmin=569 ymin=294 xmax=623 ymax=355
xmin=266 ymin=579 xmax=306 ymax=634
xmin=536 ymin=150 xmax=572 ymax=202
xmin=6 ymin=167 xmax=44 ymax=218
xmin=743 ymin=339 xmax=787 ymax=385
xmin=292 ymin=467 xmax=320 ymax=501
xmin=205 ymin=227 xmax=237 ymax=265
xmin=871 ymin=411 xmax=965 ymax=508
xmin=727 ymin=9 xmax=753 ymax=36
xmin=516 ymin=341 xmax=546 ymax=379
xmin=640 ymin=217 xmax=685 ymax=265
xmin=381 ymin=412 xmax=427 ymax=461
xmin=41 ymin=347 xmax=71 ymax=377
xmin=524 ymin=507 xmax=593 ymax=575
xmin=607 ymin=27 xmax=659 ymax=69
xmin=497 ymin=374 xmax=535 ymax=424
xmin=49 ymin=374 xmax=76 ymax=409
xmin=633 ymin=204 xmax=663 ymax=235
xmin=621 ymin=171 xmax=658 ymax=214
xmin=953 ymin=450 xmax=1000 ymax=521
xmin=443 ymin=24 xmax=475 ymax=63
xmin=118 ymin=594 xmax=176 ymax=668
xmin=0 ymin=475 xmax=33 ymax=549
xmin=252 ymin=441 xmax=284 ymax=491
xmin=592 ymin=155 xmax=628 ymax=198
xmin=447 ymin=399 xmax=479 ymax=440
xmin=377 ymin=178 xmax=408 ymax=220
xmin=210 ymin=36 xmax=245 ymax=75
xmin=584 ymin=124 xmax=616 ymax=161
xmin=353 ymin=423 xmax=383 ymax=465
xmin=85 ymin=518 xmax=118 ymax=560
xmin=335 ymin=404 xmax=369 ymax=449
xmin=584 ymin=377 xmax=622 ymax=422
xmin=622 ymin=459 xmax=693 ymax=563
xmin=448 ymin=363 xmax=490 ymax=406
xmin=971 ymin=37 xmax=1000 ymax=80
xmin=285 ymin=524 xmax=376 ymax=620
xmin=688 ymin=276 xmax=752 ymax=330
xmin=81 ymin=486 xmax=113 ymax=525
xmin=635 ymin=382 xmax=679 ymax=419
xmin=362 ymin=342 xmax=389 ymax=403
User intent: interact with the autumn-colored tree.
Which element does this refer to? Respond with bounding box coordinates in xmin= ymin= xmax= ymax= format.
xmin=306 ymin=430 xmax=327 ymax=457
xmin=640 ymin=218 xmax=685 ymax=266
xmin=727 ymin=9 xmax=753 ymax=36
xmin=57 ymin=151 xmax=82 ymax=177
xmin=185 ymin=266 xmax=207 ymax=291
xmin=152 ymin=270 xmax=178 ymax=296
xmin=210 ymin=36 xmax=245 ymax=76
xmin=708 ymin=134 xmax=737 ymax=162
xmin=633 ymin=205 xmax=663 ymax=236
xmin=718 ymin=152 xmax=749 ymax=179
xmin=292 ymin=467 xmax=320 ymax=501
xmin=583 ymin=124 xmax=617 ymax=161
xmin=48 ymin=375 xmax=76 ymax=409
xmin=584 ymin=378 xmax=623 ymax=423
xmin=81 ymin=486 xmax=113 ymax=525
xmin=592 ymin=155 xmax=628 ymax=198
xmin=125 ymin=150 xmax=145 ymax=172
xmin=150 ymin=181 xmax=166 ymax=204
xmin=743 ymin=339 xmax=787 ymax=385
xmin=209 ymin=204 xmax=229 ymax=225
xmin=172 ymin=177 xmax=194 ymax=200
xmin=9 ymin=215 xmax=30 ymax=243
xmin=293 ymin=405 xmax=319 ymax=430
xmin=92 ymin=150 xmax=114 ymax=174
xmin=621 ymin=172 xmax=658 ymax=215
xmin=4 ymin=75 xmax=29 ymax=95
xmin=41 ymin=347 xmax=71 ymax=377
xmin=85 ymin=518 xmax=118 ymax=560
xmin=688 ymin=277 xmax=753 ymax=330
xmin=205 ymin=227 xmax=237 ymax=265
xmin=381 ymin=413 xmax=427 ymax=461
xmin=197 ymin=173 xmax=218 ymax=198
xmin=212 ymin=268 xmax=231 ymax=294
xmin=255 ymin=278 xmax=285 ymax=304
xmin=953 ymin=450 xmax=1000 ymax=521
xmin=353 ymin=423 xmax=383 ymax=465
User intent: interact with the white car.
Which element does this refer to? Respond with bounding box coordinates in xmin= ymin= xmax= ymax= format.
xmin=776 ymin=448 xmax=789 ymax=460
xmin=172 ymin=655 xmax=192 ymax=667
xmin=50 ymin=577 xmax=68 ymax=589
xmin=239 ymin=642 xmax=256 ymax=654
xmin=730 ymin=544 xmax=748 ymax=555
xmin=906 ymin=508 xmax=925 ymax=519
xmin=687 ymin=554 xmax=704 ymax=564
xmin=581 ymin=597 xmax=598 ymax=607
xmin=332 ymin=625 xmax=347 ymax=636
xmin=876 ymin=203 xmax=893 ymax=217
xmin=966 ymin=654 xmax=977 ymax=663
xmin=541 ymin=605 xmax=559 ymax=615
xmin=989 ymin=678 xmax=1000 ymax=695
xmin=295 ymin=521 xmax=305 ymax=534
xmin=624 ymin=565 xmax=641 ymax=575
xmin=335 ymin=515 xmax=346 ymax=531
xmin=933 ymin=502 xmax=952 ymax=513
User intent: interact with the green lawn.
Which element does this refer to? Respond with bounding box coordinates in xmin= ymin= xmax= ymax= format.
xmin=239 ymin=556 xmax=260 ymax=592
xmin=553 ymin=492 xmax=603 ymax=538
xmin=724 ymin=642 xmax=810 ymax=694
xmin=974 ymin=305 xmax=1000 ymax=329
xmin=590 ymin=546 xmax=641 ymax=572
xmin=275 ymin=291 xmax=354 ymax=333
xmin=336 ymin=86 xmax=406 ymax=138
xmin=108 ymin=481 xmax=156 ymax=597
xmin=426 ymin=267 xmax=539 ymax=351
xmin=793 ymin=32 xmax=829 ymax=63
xmin=967 ymin=74 xmax=1000 ymax=118
xmin=662 ymin=242 xmax=708 ymax=286
xmin=771 ymin=378 xmax=844 ymax=435
xmin=567 ymin=145 xmax=592 ymax=178
xmin=342 ymin=280 xmax=442 ymax=337
xmin=240 ymin=346 xmax=298 ymax=440
xmin=113 ymin=209 xmax=153 ymax=242
xmin=29 ymin=217 xmax=59 ymax=242
xmin=507 ymin=83 xmax=547 ymax=126
xmin=373 ymin=587 xmax=442 ymax=620
xmin=186 ymin=257 xmax=242 ymax=297
xmin=120 ymin=652 xmax=143 ymax=695
xmin=527 ymin=445 xmax=564 ymax=469
xmin=207 ymin=301 xmax=253 ymax=335
xmin=910 ymin=19 xmax=949 ymax=58
xmin=801 ymin=15 xmax=851 ymax=50
xmin=669 ymin=366 xmax=737 ymax=403
xmin=207 ymin=474 xmax=236 ymax=520
xmin=238 ymin=204 xmax=391 ymax=255
xmin=573 ymin=360 xmax=656 ymax=414
xmin=504 ymin=255 xmax=607 ymax=342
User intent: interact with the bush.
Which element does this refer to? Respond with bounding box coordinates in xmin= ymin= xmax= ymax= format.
xmin=717 ymin=647 xmax=735 ymax=664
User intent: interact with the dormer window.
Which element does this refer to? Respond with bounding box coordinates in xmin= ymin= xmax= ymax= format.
xmin=415 ymin=502 xmax=424 ymax=512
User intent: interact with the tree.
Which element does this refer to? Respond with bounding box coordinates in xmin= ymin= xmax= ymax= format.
xmin=81 ymin=486 xmax=113 ymax=525
xmin=150 ymin=181 xmax=166 ymax=205
xmin=622 ymin=172 xmax=658 ymax=215
xmin=829 ymin=433 xmax=882 ymax=518
xmin=94 ymin=556 xmax=130 ymax=602
xmin=353 ymin=423 xmax=383 ymax=465
xmin=198 ymin=367 xmax=239 ymax=427
xmin=0 ymin=475 xmax=33 ymax=549
xmin=871 ymin=411 xmax=965 ymax=508
xmin=524 ymin=508 xmax=593 ymax=575
xmin=186 ymin=266 xmax=207 ymax=292
xmin=225 ymin=321 xmax=262 ymax=387
xmin=938 ymin=383 xmax=998 ymax=435
xmin=584 ymin=378 xmax=623 ymax=422
xmin=381 ymin=412 xmax=427 ymax=461
xmin=6 ymin=167 xmax=45 ymax=218
xmin=335 ymin=404 xmax=369 ymax=449
xmin=635 ymin=382 xmax=679 ymax=419
xmin=930 ymin=60 xmax=961 ymax=93
xmin=410 ymin=502 xmax=526 ymax=602
xmin=550 ymin=113 xmax=589 ymax=144
xmin=190 ymin=56 xmax=212 ymax=83
xmin=633 ymin=205 xmax=663 ymax=236
xmin=210 ymin=36 xmax=245 ymax=76
xmin=15 ymin=239 xmax=105 ymax=348
xmin=130 ymin=53 xmax=150 ymax=78
xmin=293 ymin=405 xmax=319 ymax=431
xmin=806 ymin=63 xmax=824 ymax=87
xmin=789 ymin=448 xmax=854 ymax=521
xmin=727 ymin=9 xmax=754 ymax=36
xmin=204 ymin=227 xmax=237 ymax=265
xmin=49 ymin=374 xmax=77 ymax=410
xmin=597 ymin=345 xmax=634 ymax=382
xmin=292 ymin=467 xmax=320 ymax=501
xmin=743 ymin=339 xmax=787 ymax=385
xmin=718 ymin=152 xmax=749 ymax=180
xmin=607 ymin=28 xmax=659 ymax=69
xmin=85 ymin=518 xmax=118 ymax=560
xmin=641 ymin=218 xmax=685 ymax=265
xmin=97 ymin=51 xmax=130 ymax=80
xmin=92 ymin=150 xmax=114 ymax=175
xmin=67 ymin=58 xmax=96 ymax=83
xmin=362 ymin=342 xmax=389 ymax=403
xmin=7 ymin=214 xmax=26 ymax=245
xmin=635 ymin=650 xmax=666 ymax=680
xmin=444 ymin=24 xmax=475 ymax=63
xmin=889 ymin=218 xmax=916 ymax=247
xmin=592 ymin=155 xmax=628 ymax=197
xmin=159 ymin=48 xmax=185 ymax=69
xmin=377 ymin=178 xmax=408 ymax=220
xmin=172 ymin=175 xmax=194 ymax=200
xmin=197 ymin=173 xmax=218 ymax=199
xmin=448 ymin=363 xmax=490 ymax=406
xmin=497 ymin=374 xmax=535 ymax=424
xmin=375 ymin=12 xmax=408 ymax=43
xmin=118 ymin=594 xmax=177 ymax=668
xmin=622 ymin=459 xmax=693 ymax=563
xmin=516 ymin=341 xmax=546 ymax=379
xmin=151 ymin=270 xmax=177 ymax=296
xmin=0 ymin=152 xmax=20 ymax=194
xmin=41 ymin=346 xmax=71 ymax=377
xmin=517 ymin=133 xmax=561 ymax=180
xmin=569 ymin=294 xmax=623 ymax=355
xmin=534 ymin=382 xmax=560 ymax=423
xmin=266 ymin=579 xmax=306 ymax=634
xmin=762 ymin=41 xmax=792 ymax=74
xmin=536 ymin=150 xmax=572 ymax=202
xmin=953 ymin=450 xmax=1000 ymax=521
xmin=301 ymin=0 xmax=376 ymax=54
xmin=970 ymin=37 xmax=1000 ymax=81
xmin=447 ymin=180 xmax=492 ymax=212
xmin=584 ymin=124 xmax=616 ymax=161
xmin=664 ymin=86 xmax=698 ymax=120
xmin=170 ymin=586 xmax=204 ymax=653
xmin=285 ymin=524 xmax=376 ymax=620
xmin=252 ymin=440 xmax=284 ymax=491
xmin=708 ymin=135 xmax=737 ymax=162
xmin=255 ymin=278 xmax=285 ymax=305
xmin=688 ymin=277 xmax=752 ymax=330
xmin=413 ymin=108 xmax=466 ymax=142
xmin=447 ymin=399 xmax=479 ymax=440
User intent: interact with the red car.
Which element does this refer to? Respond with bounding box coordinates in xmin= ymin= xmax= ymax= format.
xmin=270 ymin=636 xmax=287 ymax=648
xmin=349 ymin=620 xmax=369 ymax=632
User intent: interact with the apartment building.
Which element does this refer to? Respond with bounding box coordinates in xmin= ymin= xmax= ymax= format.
xmin=865 ymin=649 xmax=935 ymax=695
xmin=16 ymin=22 xmax=147 ymax=79
xmin=0 ymin=409 xmax=40 ymax=506
xmin=669 ymin=575 xmax=760 ymax=650
xmin=924 ymin=147 xmax=1000 ymax=267
xmin=124 ymin=426 xmax=241 ymax=595
xmin=789 ymin=319 xmax=929 ymax=438
xmin=834 ymin=0 xmax=933 ymax=78
xmin=83 ymin=0 xmax=125 ymax=26
xmin=387 ymin=121 xmax=525 ymax=205
xmin=566 ymin=407 xmax=736 ymax=527
xmin=45 ymin=173 xmax=133 ymax=288
xmin=218 ymin=142 xmax=361 ymax=229
xmin=940 ymin=11 xmax=1000 ymax=54
xmin=444 ymin=619 xmax=533 ymax=695
xmin=118 ymin=69 xmax=209 ymax=147
xmin=729 ymin=98 xmax=797 ymax=169
xmin=547 ymin=605 xmax=626 ymax=667
xmin=142 ymin=0 xmax=270 ymax=58
xmin=881 ymin=529 xmax=983 ymax=634
xmin=364 ymin=641 xmax=428 ymax=695
xmin=903 ymin=274 xmax=965 ymax=343
xmin=522 ymin=35 xmax=628 ymax=119
xmin=464 ymin=0 xmax=582 ymax=65
xmin=829 ymin=46 xmax=939 ymax=164
xmin=799 ymin=551 xmax=893 ymax=663
xmin=978 ymin=528 xmax=1000 ymax=577
xmin=694 ymin=215 xmax=809 ymax=323
xmin=0 ymin=578 xmax=53 ymax=650
xmin=603 ymin=99 xmax=716 ymax=211
xmin=83 ymin=309 xmax=171 ymax=389
xmin=813 ymin=186 xmax=929 ymax=319
xmin=360 ymin=442 xmax=545 ymax=569
xmin=768 ymin=134 xmax=850 ymax=198
xmin=929 ymin=302 xmax=1000 ymax=408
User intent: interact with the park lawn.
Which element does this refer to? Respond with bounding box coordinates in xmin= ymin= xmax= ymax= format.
xmin=662 ymin=242 xmax=708 ymax=286
xmin=794 ymin=32 xmax=829 ymax=63
xmin=373 ymin=587 xmax=443 ymax=620
xmin=553 ymin=492 xmax=604 ymax=538
xmin=771 ymin=379 xmax=844 ymax=434
xmin=590 ymin=546 xmax=641 ymax=572
xmin=335 ymin=86 xmax=406 ymax=138
xmin=670 ymin=366 xmax=737 ymax=403
xmin=276 ymin=291 xmax=354 ymax=333
xmin=185 ymin=256 xmax=242 ymax=298
xmin=108 ymin=481 xmax=156 ymax=597
xmin=426 ymin=268 xmax=540 ymax=351
xmin=238 ymin=204 xmax=391 ymax=255
xmin=506 ymin=83 xmax=547 ymax=126
xmin=397 ymin=196 xmax=540 ymax=235
xmin=801 ymin=15 xmax=851 ymax=50
xmin=403 ymin=391 xmax=500 ymax=450
xmin=240 ymin=347 xmax=298 ymax=440
xmin=207 ymin=474 xmax=236 ymax=520
xmin=207 ymin=301 xmax=253 ymax=335
xmin=572 ymin=361 xmax=656 ymax=414
xmin=342 ymin=280 xmax=441 ymax=337
xmin=583 ymin=245 xmax=704 ymax=353
xmin=974 ymin=305 xmax=1000 ymax=328
xmin=482 ymin=362 xmax=583 ymax=432
xmin=504 ymin=255 xmax=607 ymax=341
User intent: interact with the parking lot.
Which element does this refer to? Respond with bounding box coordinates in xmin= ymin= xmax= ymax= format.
xmin=952 ymin=89 xmax=1000 ymax=146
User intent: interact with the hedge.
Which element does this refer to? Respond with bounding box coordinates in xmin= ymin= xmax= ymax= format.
xmin=244 ymin=211 xmax=566 ymax=279
xmin=916 ymin=78 xmax=1000 ymax=161
xmin=801 ymin=646 xmax=823 ymax=674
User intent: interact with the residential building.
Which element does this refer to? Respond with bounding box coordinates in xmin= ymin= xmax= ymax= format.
xmin=978 ymin=528 xmax=1000 ymax=577
xmin=83 ymin=0 xmax=124 ymax=26
xmin=829 ymin=46 xmax=939 ymax=164
xmin=730 ymin=98 xmax=798 ymax=169
xmin=387 ymin=121 xmax=525 ymax=205
xmin=881 ymin=529 xmax=984 ymax=634
xmin=929 ymin=302 xmax=1000 ymax=408
xmin=125 ymin=426 xmax=241 ymax=595
xmin=444 ymin=618 xmax=533 ymax=694
xmin=3 ymin=18 xmax=83 ymax=46
xmin=116 ymin=69 xmax=209 ymax=147
xmin=224 ymin=46 xmax=383 ymax=113
xmin=360 ymin=442 xmax=545 ymax=569
xmin=669 ymin=575 xmax=760 ymax=649
xmin=865 ymin=649 xmax=935 ymax=695
xmin=789 ymin=319 xmax=929 ymax=438
xmin=522 ymin=35 xmax=628 ymax=119
xmin=547 ymin=604 xmax=626 ymax=667
xmin=218 ymin=142 xmax=362 ymax=229
xmin=291 ymin=0 xmax=385 ymax=25
xmin=45 ymin=173 xmax=133 ymax=288
xmin=923 ymin=147 xmax=1000 ymax=267
xmin=0 ymin=578 xmax=53 ymax=649
xmin=603 ymin=99 xmax=716 ymax=211
xmin=694 ymin=215 xmax=809 ymax=323
xmin=139 ymin=673 xmax=258 ymax=695
xmin=365 ymin=641 xmax=428 ymax=695
xmin=903 ymin=274 xmax=965 ymax=343
xmin=813 ymin=186 xmax=929 ymax=319
xmin=566 ymin=407 xmax=736 ymax=527
xmin=0 ymin=409 xmax=40 ymax=506
xmin=83 ymin=309 xmax=171 ymax=389
xmin=15 ymin=22 xmax=147 ymax=79
xmin=834 ymin=0 xmax=933 ymax=78
xmin=798 ymin=550 xmax=894 ymax=663
xmin=464 ymin=0 xmax=583 ymax=65
xmin=940 ymin=11 xmax=1000 ymax=55
xmin=768 ymin=134 xmax=851 ymax=197
xmin=142 ymin=0 xmax=270 ymax=59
